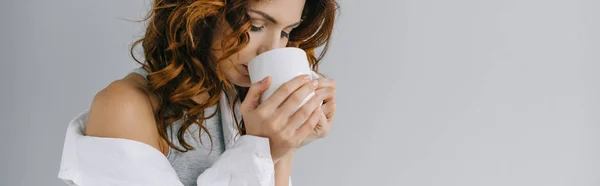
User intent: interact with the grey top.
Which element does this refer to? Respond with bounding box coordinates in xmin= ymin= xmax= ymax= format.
xmin=131 ymin=67 xmax=226 ymax=186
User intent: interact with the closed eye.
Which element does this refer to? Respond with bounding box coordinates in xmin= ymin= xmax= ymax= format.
xmin=250 ymin=25 xmax=291 ymax=39
xmin=250 ymin=25 xmax=264 ymax=32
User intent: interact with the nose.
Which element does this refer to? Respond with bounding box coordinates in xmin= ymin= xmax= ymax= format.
xmin=257 ymin=34 xmax=286 ymax=55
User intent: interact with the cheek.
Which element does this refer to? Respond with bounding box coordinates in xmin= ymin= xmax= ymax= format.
xmin=220 ymin=49 xmax=257 ymax=87
xmin=217 ymin=33 xmax=262 ymax=87
xmin=231 ymin=33 xmax=262 ymax=65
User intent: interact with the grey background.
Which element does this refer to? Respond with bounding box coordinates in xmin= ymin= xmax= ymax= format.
xmin=1 ymin=0 xmax=598 ymax=186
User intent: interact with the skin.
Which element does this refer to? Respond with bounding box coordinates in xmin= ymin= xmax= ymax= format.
xmin=85 ymin=0 xmax=336 ymax=185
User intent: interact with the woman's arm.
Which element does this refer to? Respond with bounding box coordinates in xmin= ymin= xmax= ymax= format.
xmin=274 ymin=153 xmax=294 ymax=186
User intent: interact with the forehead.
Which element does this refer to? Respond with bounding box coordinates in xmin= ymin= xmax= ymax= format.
xmin=248 ymin=0 xmax=306 ymax=23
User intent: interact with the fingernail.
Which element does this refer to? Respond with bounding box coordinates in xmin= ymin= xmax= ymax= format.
xmin=312 ymin=79 xmax=318 ymax=87
xmin=261 ymin=76 xmax=269 ymax=84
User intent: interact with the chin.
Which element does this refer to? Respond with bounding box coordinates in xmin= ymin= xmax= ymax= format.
xmin=233 ymin=81 xmax=251 ymax=88
xmin=227 ymin=75 xmax=252 ymax=88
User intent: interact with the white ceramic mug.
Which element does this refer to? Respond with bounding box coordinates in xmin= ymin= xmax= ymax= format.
xmin=248 ymin=47 xmax=321 ymax=113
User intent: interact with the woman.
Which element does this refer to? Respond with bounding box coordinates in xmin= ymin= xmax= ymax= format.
xmin=57 ymin=0 xmax=338 ymax=185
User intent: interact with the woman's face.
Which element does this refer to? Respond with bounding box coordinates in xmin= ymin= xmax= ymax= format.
xmin=212 ymin=0 xmax=306 ymax=87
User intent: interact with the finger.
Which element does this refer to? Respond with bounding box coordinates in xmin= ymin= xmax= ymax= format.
xmin=285 ymin=89 xmax=330 ymax=129
xmin=316 ymin=111 xmax=331 ymax=137
xmin=315 ymin=78 xmax=336 ymax=104
xmin=260 ymin=74 xmax=313 ymax=111
xmin=315 ymin=87 xmax=336 ymax=104
xmin=321 ymin=101 xmax=336 ymax=119
xmin=240 ymin=76 xmax=271 ymax=112
xmin=291 ymin=106 xmax=321 ymax=142
xmin=277 ymin=79 xmax=318 ymax=115
xmin=316 ymin=78 xmax=336 ymax=89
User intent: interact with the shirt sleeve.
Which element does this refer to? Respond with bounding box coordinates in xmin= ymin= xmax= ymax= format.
xmin=196 ymin=135 xmax=276 ymax=186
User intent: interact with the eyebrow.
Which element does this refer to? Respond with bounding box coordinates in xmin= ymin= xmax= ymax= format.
xmin=247 ymin=9 xmax=303 ymax=28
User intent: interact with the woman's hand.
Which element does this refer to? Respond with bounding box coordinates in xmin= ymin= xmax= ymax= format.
xmin=299 ymin=77 xmax=336 ymax=147
xmin=240 ymin=75 xmax=331 ymax=163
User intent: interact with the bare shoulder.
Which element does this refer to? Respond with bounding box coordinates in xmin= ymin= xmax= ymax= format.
xmin=85 ymin=73 xmax=167 ymax=155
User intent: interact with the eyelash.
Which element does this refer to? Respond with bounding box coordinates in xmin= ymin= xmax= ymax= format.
xmin=250 ymin=25 xmax=290 ymax=39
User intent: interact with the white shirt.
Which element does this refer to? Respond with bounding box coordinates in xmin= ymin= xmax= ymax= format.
xmin=57 ymin=92 xmax=290 ymax=186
